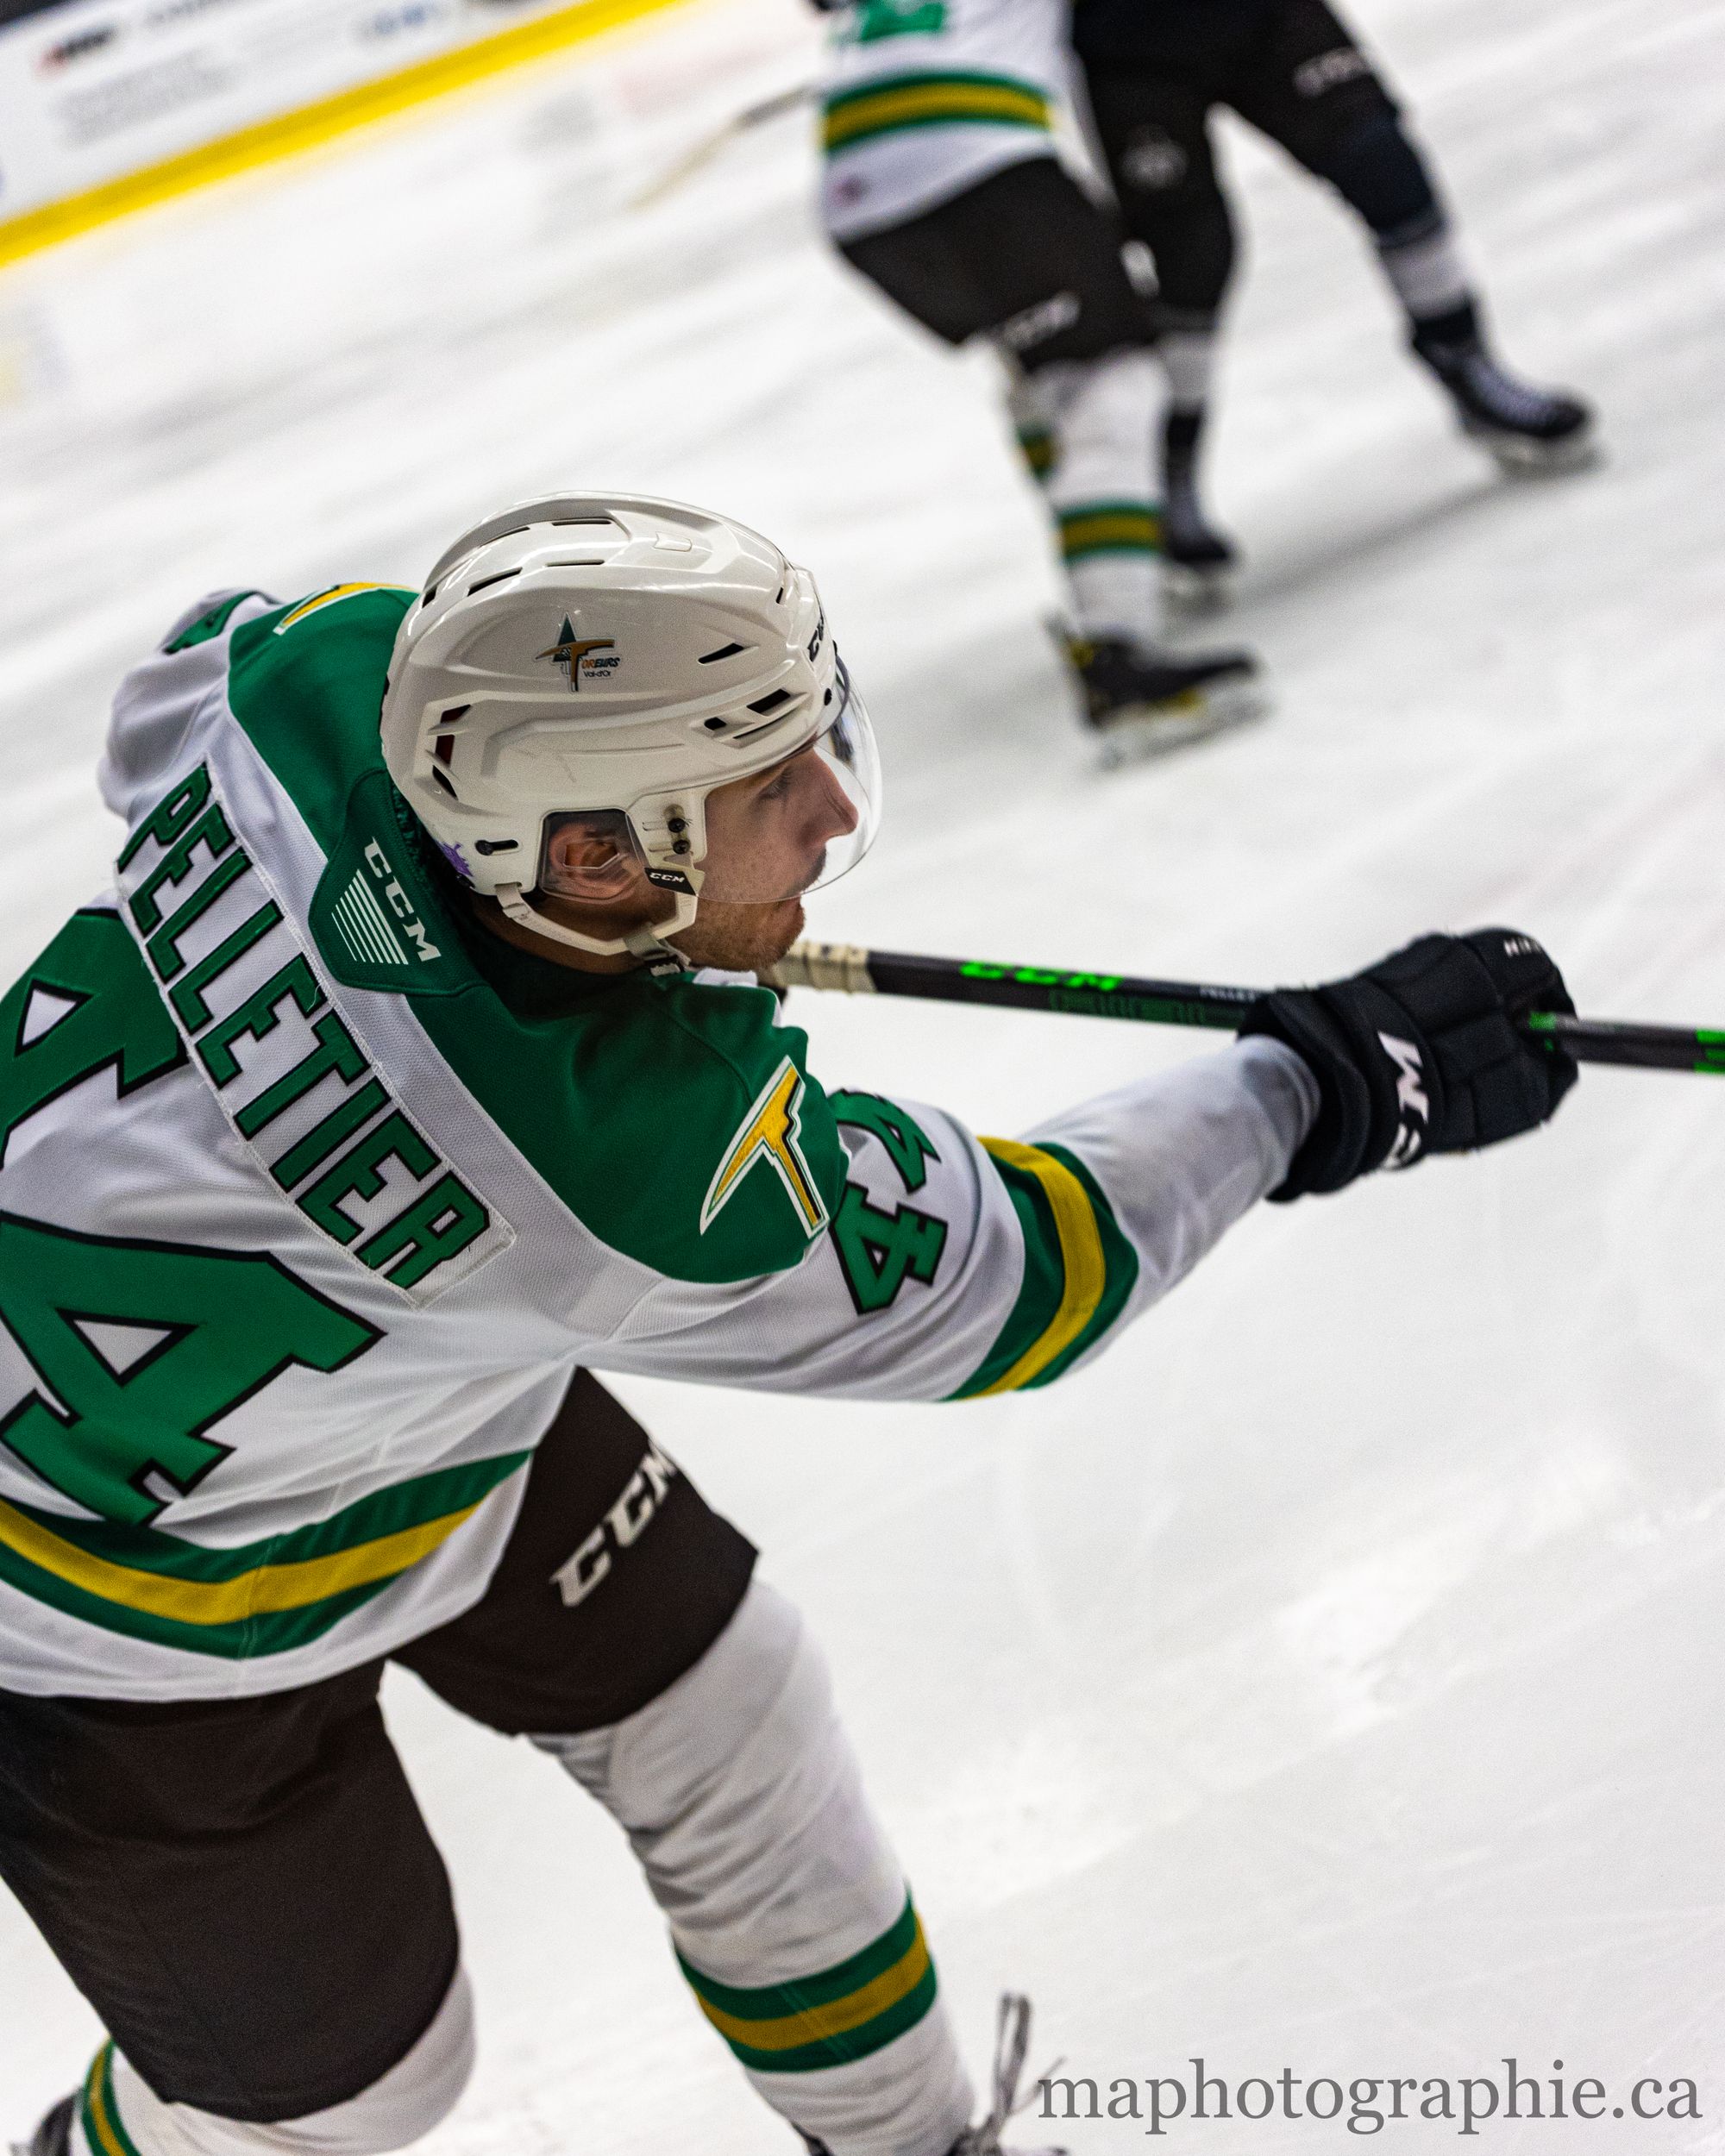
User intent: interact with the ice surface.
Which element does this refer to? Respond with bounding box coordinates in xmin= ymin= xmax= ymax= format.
xmin=2 ymin=0 xmax=1724 ymax=2144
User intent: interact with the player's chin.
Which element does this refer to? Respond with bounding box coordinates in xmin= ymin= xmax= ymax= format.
xmin=763 ymin=896 xmax=806 ymax=963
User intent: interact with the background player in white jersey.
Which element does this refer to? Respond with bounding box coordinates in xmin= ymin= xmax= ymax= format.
xmin=814 ymin=0 xmax=1260 ymax=757
xmin=3 ymin=495 xmax=1576 ymax=2156
xmin=1071 ymin=0 xmax=1598 ymax=598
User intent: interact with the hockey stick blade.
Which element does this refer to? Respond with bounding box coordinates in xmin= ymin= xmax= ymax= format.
xmin=764 ymin=943 xmax=1725 ymax=1075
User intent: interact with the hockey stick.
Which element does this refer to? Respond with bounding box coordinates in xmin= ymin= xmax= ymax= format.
xmin=629 ymin=82 xmax=813 ymax=210
xmin=764 ymin=941 xmax=1725 ymax=1075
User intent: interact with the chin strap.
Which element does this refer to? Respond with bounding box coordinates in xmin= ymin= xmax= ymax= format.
xmin=493 ymin=883 xmax=696 ymax=971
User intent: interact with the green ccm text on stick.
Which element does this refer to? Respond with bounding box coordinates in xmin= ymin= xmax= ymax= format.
xmin=0 ymin=495 xmax=1574 ymax=2156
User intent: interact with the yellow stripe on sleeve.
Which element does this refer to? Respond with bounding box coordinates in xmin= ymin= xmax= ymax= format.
xmin=974 ymin=1138 xmax=1107 ymax=1395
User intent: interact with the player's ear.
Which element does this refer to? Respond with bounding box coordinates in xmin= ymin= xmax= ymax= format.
xmin=543 ymin=813 xmax=646 ymax=904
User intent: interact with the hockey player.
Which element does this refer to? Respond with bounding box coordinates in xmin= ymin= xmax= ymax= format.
xmin=1071 ymin=0 xmax=1599 ymax=597
xmin=815 ymin=0 xmax=1262 ymax=758
xmin=3 ymin=495 xmax=1576 ymax=2156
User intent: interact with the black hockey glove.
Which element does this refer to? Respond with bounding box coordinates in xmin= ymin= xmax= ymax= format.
xmin=1239 ymin=928 xmax=1578 ymax=1200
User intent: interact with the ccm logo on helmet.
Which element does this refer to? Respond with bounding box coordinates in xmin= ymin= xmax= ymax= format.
xmin=363 ymin=840 xmax=441 ymax=963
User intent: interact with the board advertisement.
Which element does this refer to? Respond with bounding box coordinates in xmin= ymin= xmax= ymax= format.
xmin=0 ymin=0 xmax=588 ymax=221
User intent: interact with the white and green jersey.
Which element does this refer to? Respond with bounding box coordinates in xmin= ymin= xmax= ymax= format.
xmin=0 ymin=585 xmax=1314 ymax=1701
xmin=819 ymin=0 xmax=1067 ymax=242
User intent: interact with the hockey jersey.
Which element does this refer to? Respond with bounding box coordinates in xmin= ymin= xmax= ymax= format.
xmin=0 ymin=585 xmax=1314 ymax=1700
xmin=819 ymin=0 xmax=1069 ymax=241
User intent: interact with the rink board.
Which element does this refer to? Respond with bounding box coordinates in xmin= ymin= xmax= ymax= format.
xmin=0 ymin=0 xmax=697 ymax=269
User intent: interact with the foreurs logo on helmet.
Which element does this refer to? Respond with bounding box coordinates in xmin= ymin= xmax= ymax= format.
xmin=380 ymin=492 xmax=881 ymax=962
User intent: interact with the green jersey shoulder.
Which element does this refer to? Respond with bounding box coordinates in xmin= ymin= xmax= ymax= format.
xmin=215 ymin=585 xmax=846 ymax=1284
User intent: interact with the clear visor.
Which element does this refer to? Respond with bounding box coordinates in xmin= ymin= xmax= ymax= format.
xmin=694 ymin=654 xmax=881 ymax=906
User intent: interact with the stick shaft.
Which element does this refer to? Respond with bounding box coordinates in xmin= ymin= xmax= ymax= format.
xmin=767 ymin=943 xmax=1725 ymax=1075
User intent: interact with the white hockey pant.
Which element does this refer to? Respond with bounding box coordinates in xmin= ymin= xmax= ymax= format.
xmin=81 ymin=1581 xmax=972 ymax=2156
xmin=1007 ymin=348 xmax=1166 ymax=642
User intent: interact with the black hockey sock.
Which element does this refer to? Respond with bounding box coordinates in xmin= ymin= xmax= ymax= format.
xmin=1164 ymin=405 xmax=1206 ymax=461
xmin=1409 ymin=295 xmax=1483 ymax=358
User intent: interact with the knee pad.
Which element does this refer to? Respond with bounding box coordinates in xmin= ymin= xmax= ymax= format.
xmin=1119 ymin=176 xmax=1235 ymax=321
xmin=102 ymin=1971 xmax=475 ymax=2156
xmin=1316 ymin=110 xmax=1442 ymax=242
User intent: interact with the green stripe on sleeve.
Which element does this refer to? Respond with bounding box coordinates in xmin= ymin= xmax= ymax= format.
xmin=951 ymin=1141 xmax=1138 ymax=1398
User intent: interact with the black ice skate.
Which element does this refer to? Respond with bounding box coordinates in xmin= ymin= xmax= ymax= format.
xmin=1161 ymin=409 xmax=1239 ymax=611
xmin=1411 ymin=318 xmax=1597 ymax=475
xmin=11 ymin=2096 xmax=74 ymax=2156
xmin=1065 ymin=632 xmax=1264 ymax=767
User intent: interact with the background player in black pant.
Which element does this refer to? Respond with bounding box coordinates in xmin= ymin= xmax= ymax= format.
xmin=1072 ymin=0 xmax=1598 ymax=598
xmin=834 ymin=159 xmax=1261 ymax=757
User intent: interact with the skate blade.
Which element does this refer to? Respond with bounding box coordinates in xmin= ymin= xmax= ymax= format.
xmin=1095 ymin=677 xmax=1269 ymax=768
xmin=1470 ymin=418 xmax=1602 ymax=477
xmin=1163 ymin=560 xmax=1237 ymax=615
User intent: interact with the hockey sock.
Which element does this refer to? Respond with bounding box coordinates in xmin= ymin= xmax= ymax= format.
xmin=70 ymin=1975 xmax=475 ymax=2156
xmin=1379 ymin=228 xmax=1476 ymax=339
xmin=1033 ymin=349 xmax=1164 ymax=642
xmin=536 ymin=1579 xmax=975 ymax=2156
xmin=1005 ymin=368 xmax=1056 ymax=486
xmin=1317 ymin=111 xmax=1476 ymax=336
xmin=1156 ymin=317 xmax=1218 ymax=417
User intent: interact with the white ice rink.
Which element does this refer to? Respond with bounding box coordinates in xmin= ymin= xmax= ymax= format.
xmin=3 ymin=0 xmax=1725 ymax=2143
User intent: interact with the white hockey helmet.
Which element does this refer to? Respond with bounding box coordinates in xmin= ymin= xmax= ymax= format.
xmin=380 ymin=492 xmax=880 ymax=957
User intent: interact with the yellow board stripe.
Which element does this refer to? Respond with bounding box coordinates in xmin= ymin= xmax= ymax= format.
xmin=693 ymin=1924 xmax=932 ymax=2051
xmin=273 ymin=583 xmax=408 ymax=634
xmin=0 ymin=1494 xmax=482 ymax=1626
xmin=0 ymin=0 xmax=696 ymax=274
xmin=974 ymin=1138 xmax=1107 ymax=1395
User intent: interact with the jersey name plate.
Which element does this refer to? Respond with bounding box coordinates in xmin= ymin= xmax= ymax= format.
xmin=116 ymin=761 xmax=513 ymax=1304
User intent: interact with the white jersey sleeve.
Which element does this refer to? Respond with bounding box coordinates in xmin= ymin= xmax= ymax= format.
xmin=595 ymin=1038 xmax=1316 ymax=1401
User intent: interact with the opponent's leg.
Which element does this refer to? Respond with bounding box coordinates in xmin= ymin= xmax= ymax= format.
xmin=1232 ymin=0 xmax=1596 ymax=469
xmin=1077 ymin=67 xmax=1242 ymax=596
xmin=2 ymin=1670 xmax=474 ymax=2156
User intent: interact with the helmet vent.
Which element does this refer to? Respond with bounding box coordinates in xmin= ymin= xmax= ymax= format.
xmin=747 ymin=687 xmax=793 ymax=716
xmin=432 ymin=736 xmax=455 ymax=766
xmin=699 ymin=642 xmax=747 ymax=665
xmin=467 ymin=567 xmax=522 ymax=595
xmin=551 ymin=515 xmax=618 ymax=526
xmin=440 ymin=705 xmax=470 ymax=724
xmin=430 ymin=768 xmax=458 ymax=798
xmin=547 ymin=556 xmax=605 ymax=567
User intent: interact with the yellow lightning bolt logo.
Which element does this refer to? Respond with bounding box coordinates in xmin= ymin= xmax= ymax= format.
xmin=700 ymin=1058 xmax=829 ymax=1238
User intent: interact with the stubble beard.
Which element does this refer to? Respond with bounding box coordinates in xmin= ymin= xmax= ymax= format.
xmin=669 ymin=896 xmax=806 ymax=977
